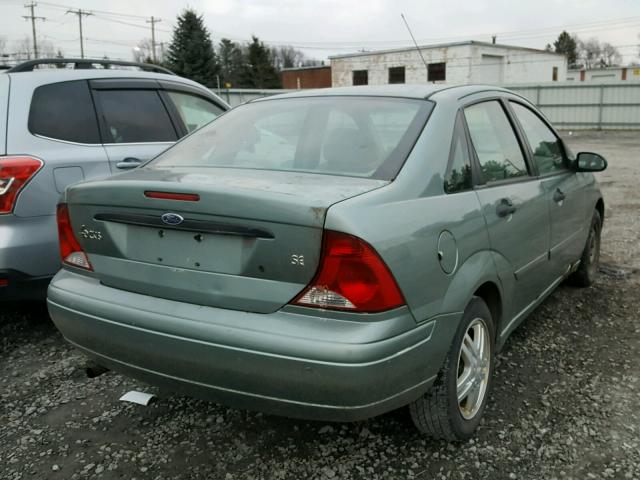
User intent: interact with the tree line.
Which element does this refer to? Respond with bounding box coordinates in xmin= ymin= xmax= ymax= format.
xmin=547 ymin=31 xmax=626 ymax=69
xmin=143 ymin=9 xmax=321 ymax=89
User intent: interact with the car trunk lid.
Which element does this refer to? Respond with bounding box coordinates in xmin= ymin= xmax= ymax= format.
xmin=65 ymin=167 xmax=387 ymax=313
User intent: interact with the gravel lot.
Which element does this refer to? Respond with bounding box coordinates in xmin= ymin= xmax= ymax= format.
xmin=1 ymin=131 xmax=639 ymax=480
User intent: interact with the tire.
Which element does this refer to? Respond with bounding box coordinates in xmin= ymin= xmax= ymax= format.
xmin=568 ymin=209 xmax=602 ymax=288
xmin=409 ymin=297 xmax=495 ymax=441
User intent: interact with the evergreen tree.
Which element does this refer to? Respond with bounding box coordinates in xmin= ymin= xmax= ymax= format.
xmin=553 ymin=31 xmax=578 ymax=68
xmin=218 ymin=38 xmax=244 ymax=87
xmin=166 ymin=9 xmax=219 ymax=87
xmin=241 ymin=36 xmax=280 ymax=88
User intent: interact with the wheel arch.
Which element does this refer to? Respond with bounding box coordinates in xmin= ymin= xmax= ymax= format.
xmin=440 ymin=250 xmax=505 ymax=336
xmin=595 ymin=197 xmax=605 ymax=225
xmin=473 ymin=282 xmax=502 ymax=330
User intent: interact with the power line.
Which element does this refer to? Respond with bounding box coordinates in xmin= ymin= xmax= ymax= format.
xmin=210 ymin=16 xmax=640 ymax=48
xmin=37 ymin=1 xmax=147 ymax=20
xmin=65 ymin=8 xmax=91 ymax=58
xmin=91 ymin=14 xmax=172 ymax=34
xmin=23 ymin=2 xmax=46 ymax=58
xmin=24 ymin=1 xmax=640 ymax=48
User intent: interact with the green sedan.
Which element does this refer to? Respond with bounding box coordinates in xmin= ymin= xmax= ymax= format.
xmin=47 ymin=85 xmax=607 ymax=440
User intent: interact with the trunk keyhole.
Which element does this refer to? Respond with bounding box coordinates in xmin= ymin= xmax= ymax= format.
xmin=194 ymin=234 xmax=203 ymax=242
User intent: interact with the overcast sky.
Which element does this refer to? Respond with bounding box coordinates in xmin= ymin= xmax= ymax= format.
xmin=1 ymin=0 xmax=639 ymax=63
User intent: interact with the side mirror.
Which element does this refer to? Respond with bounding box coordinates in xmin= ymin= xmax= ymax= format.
xmin=575 ymin=152 xmax=607 ymax=172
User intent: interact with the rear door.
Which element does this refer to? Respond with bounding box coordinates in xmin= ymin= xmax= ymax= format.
xmin=91 ymin=79 xmax=179 ymax=172
xmin=464 ymin=99 xmax=551 ymax=317
xmin=507 ymin=101 xmax=585 ymax=277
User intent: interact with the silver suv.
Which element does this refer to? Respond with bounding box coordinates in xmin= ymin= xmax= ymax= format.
xmin=0 ymin=59 xmax=228 ymax=301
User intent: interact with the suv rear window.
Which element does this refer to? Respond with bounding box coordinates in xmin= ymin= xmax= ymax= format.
xmin=151 ymin=96 xmax=432 ymax=180
xmin=29 ymin=80 xmax=100 ymax=144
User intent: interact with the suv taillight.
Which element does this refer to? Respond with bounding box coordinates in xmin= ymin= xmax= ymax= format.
xmin=293 ymin=231 xmax=405 ymax=313
xmin=56 ymin=203 xmax=92 ymax=270
xmin=0 ymin=156 xmax=43 ymax=214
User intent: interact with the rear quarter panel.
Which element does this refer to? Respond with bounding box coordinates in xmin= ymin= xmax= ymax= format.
xmin=326 ymin=99 xmax=497 ymax=324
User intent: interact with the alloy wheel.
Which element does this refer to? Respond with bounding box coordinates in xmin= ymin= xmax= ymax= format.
xmin=456 ymin=318 xmax=491 ymax=420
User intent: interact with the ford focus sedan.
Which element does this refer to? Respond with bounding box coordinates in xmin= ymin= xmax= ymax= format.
xmin=47 ymin=85 xmax=607 ymax=440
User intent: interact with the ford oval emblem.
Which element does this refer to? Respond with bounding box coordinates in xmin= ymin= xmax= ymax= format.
xmin=161 ymin=213 xmax=184 ymax=226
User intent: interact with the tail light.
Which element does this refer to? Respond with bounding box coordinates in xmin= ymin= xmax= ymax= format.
xmin=293 ymin=231 xmax=405 ymax=313
xmin=56 ymin=203 xmax=92 ymax=270
xmin=0 ymin=156 xmax=43 ymax=214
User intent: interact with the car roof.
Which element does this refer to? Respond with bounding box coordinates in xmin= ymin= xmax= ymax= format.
xmin=6 ymin=68 xmax=207 ymax=90
xmin=252 ymin=84 xmax=514 ymax=103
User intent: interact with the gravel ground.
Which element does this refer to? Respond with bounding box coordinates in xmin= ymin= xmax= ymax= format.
xmin=1 ymin=131 xmax=639 ymax=480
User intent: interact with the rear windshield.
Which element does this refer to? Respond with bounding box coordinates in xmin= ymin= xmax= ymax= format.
xmin=150 ymin=96 xmax=433 ymax=180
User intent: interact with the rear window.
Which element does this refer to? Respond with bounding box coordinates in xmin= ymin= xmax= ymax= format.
xmin=29 ymin=80 xmax=100 ymax=144
xmin=151 ymin=96 xmax=432 ymax=180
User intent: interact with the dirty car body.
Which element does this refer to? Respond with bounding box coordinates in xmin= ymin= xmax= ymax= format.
xmin=47 ymin=85 xmax=606 ymax=436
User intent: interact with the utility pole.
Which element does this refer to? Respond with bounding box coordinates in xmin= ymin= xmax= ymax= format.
xmin=23 ymin=2 xmax=45 ymax=59
xmin=66 ymin=8 xmax=92 ymax=59
xmin=146 ymin=16 xmax=162 ymax=62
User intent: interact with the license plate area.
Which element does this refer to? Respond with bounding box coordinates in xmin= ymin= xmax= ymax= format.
xmin=125 ymin=225 xmax=250 ymax=274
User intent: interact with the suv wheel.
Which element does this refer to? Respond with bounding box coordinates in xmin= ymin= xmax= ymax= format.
xmin=569 ymin=209 xmax=602 ymax=288
xmin=409 ymin=297 xmax=495 ymax=440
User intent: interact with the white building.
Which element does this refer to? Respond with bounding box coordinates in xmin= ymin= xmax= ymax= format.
xmin=330 ymin=41 xmax=567 ymax=87
xmin=566 ymin=66 xmax=640 ymax=82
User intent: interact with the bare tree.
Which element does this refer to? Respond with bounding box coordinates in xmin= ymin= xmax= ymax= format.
xmin=577 ymin=37 xmax=601 ymax=69
xmin=601 ymin=42 xmax=622 ymax=67
xmin=576 ymin=37 xmax=622 ymax=68
xmin=12 ymin=35 xmax=57 ymax=60
xmin=13 ymin=36 xmax=34 ymax=60
xmin=132 ymin=38 xmax=155 ymax=63
xmin=270 ymin=45 xmax=321 ymax=70
xmin=39 ymin=39 xmax=56 ymax=58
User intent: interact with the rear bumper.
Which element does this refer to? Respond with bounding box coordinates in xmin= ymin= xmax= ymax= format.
xmin=47 ymin=269 xmax=460 ymax=421
xmin=0 ymin=213 xmax=60 ymax=278
xmin=0 ymin=269 xmax=51 ymax=301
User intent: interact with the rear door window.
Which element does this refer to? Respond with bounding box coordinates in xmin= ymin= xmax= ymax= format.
xmin=166 ymin=91 xmax=225 ymax=133
xmin=444 ymin=115 xmax=473 ymax=193
xmin=510 ymin=102 xmax=566 ymax=175
xmin=29 ymin=80 xmax=100 ymax=144
xmin=464 ymin=101 xmax=529 ymax=183
xmin=94 ymin=89 xmax=177 ymax=144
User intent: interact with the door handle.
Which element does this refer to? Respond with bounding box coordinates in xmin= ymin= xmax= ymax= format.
xmin=116 ymin=157 xmax=142 ymax=169
xmin=553 ymin=188 xmax=566 ymax=203
xmin=496 ymin=198 xmax=517 ymax=218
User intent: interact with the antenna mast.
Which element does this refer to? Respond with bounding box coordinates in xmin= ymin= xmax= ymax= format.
xmin=400 ymin=13 xmax=429 ymax=77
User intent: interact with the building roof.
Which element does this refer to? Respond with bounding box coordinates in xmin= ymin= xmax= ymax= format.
xmin=329 ymin=40 xmax=564 ymax=60
xmin=280 ymin=65 xmax=330 ymax=72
